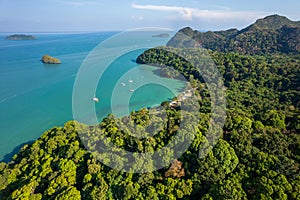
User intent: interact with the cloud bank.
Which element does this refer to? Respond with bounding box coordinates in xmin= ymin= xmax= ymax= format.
xmin=131 ymin=3 xmax=268 ymax=21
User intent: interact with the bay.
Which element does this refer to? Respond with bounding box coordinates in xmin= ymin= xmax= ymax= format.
xmin=0 ymin=32 xmax=185 ymax=161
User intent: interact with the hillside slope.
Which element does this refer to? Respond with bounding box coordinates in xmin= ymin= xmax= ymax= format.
xmin=167 ymin=15 xmax=300 ymax=54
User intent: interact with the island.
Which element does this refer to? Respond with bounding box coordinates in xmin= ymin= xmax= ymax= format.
xmin=152 ymin=33 xmax=170 ymax=38
xmin=5 ymin=34 xmax=36 ymax=40
xmin=41 ymin=55 xmax=61 ymax=64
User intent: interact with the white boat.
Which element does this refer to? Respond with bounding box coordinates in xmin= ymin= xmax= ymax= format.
xmin=92 ymin=97 xmax=99 ymax=103
xmin=120 ymin=82 xmax=126 ymax=86
xmin=128 ymin=80 xmax=133 ymax=83
xmin=129 ymin=89 xmax=134 ymax=92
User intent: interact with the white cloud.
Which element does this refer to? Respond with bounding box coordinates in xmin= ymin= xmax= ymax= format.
xmin=131 ymin=3 xmax=267 ymax=21
xmin=132 ymin=3 xmax=193 ymax=20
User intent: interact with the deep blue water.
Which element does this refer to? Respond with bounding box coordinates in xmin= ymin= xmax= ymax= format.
xmin=0 ymin=32 xmax=185 ymax=161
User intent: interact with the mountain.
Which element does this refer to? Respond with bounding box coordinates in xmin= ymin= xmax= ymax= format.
xmin=167 ymin=14 xmax=300 ymax=54
xmin=241 ymin=14 xmax=300 ymax=32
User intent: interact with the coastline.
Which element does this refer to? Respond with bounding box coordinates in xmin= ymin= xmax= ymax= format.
xmin=0 ymin=32 xmax=185 ymax=162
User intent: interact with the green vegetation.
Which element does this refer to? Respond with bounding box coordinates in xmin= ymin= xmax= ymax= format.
xmin=5 ymin=34 xmax=36 ymax=40
xmin=41 ymin=55 xmax=61 ymax=64
xmin=1 ymin=47 xmax=299 ymax=199
xmin=167 ymin=15 xmax=300 ymax=54
xmin=0 ymin=14 xmax=299 ymax=199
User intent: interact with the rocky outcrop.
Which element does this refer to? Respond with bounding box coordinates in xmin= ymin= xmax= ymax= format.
xmin=41 ymin=55 xmax=61 ymax=64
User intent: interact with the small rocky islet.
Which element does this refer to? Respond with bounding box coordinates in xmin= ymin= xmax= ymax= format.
xmin=41 ymin=55 xmax=61 ymax=64
xmin=152 ymin=33 xmax=170 ymax=38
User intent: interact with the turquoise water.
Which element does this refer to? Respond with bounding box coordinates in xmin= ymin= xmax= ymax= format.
xmin=0 ymin=32 xmax=185 ymax=161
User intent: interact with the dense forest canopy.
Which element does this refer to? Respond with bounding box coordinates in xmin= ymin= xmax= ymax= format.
xmin=0 ymin=14 xmax=299 ymax=199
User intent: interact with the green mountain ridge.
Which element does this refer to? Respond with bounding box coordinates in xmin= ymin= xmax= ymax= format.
xmin=242 ymin=14 xmax=300 ymax=32
xmin=167 ymin=14 xmax=300 ymax=54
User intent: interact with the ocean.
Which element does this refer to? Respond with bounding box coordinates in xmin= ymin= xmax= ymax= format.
xmin=0 ymin=32 xmax=185 ymax=161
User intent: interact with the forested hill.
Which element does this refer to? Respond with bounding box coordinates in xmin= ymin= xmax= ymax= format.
xmin=167 ymin=14 xmax=300 ymax=54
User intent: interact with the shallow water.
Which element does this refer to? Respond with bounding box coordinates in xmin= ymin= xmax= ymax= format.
xmin=0 ymin=32 xmax=185 ymax=161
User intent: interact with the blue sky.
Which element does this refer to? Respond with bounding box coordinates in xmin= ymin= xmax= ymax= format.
xmin=0 ymin=0 xmax=299 ymax=32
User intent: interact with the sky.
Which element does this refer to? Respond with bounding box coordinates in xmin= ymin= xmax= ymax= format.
xmin=0 ymin=0 xmax=299 ymax=32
